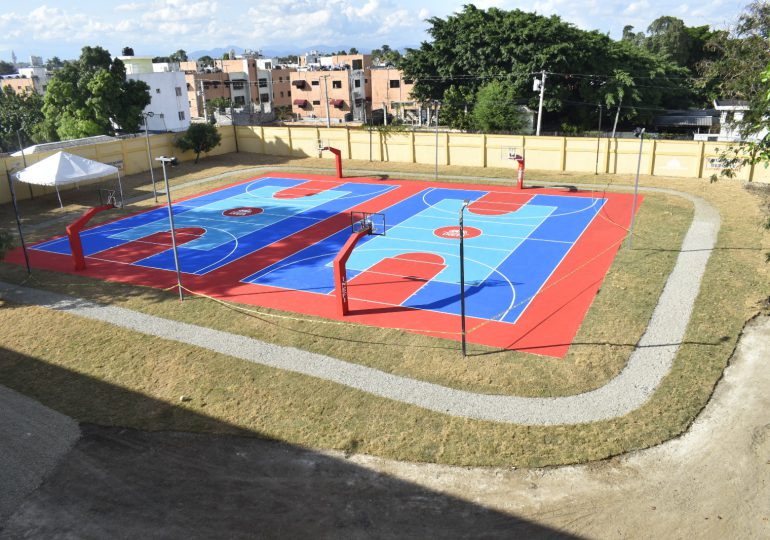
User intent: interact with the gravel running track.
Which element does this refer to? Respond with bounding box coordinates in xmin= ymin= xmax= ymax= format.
xmin=0 ymin=172 xmax=720 ymax=426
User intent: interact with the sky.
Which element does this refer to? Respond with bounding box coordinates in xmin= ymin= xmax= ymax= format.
xmin=0 ymin=0 xmax=744 ymax=63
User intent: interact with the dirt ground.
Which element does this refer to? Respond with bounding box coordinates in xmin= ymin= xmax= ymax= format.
xmin=349 ymin=314 xmax=770 ymax=538
xmin=2 ymin=315 xmax=768 ymax=539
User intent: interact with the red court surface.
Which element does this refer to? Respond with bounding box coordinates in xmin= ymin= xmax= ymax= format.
xmin=7 ymin=172 xmax=641 ymax=358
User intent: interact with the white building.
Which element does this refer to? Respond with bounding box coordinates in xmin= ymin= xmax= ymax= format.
xmin=713 ymin=99 xmax=769 ymax=143
xmin=16 ymin=66 xmax=50 ymax=94
xmin=119 ymin=55 xmax=191 ymax=133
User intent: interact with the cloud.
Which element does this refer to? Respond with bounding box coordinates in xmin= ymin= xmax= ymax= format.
xmin=115 ymin=2 xmax=145 ymax=11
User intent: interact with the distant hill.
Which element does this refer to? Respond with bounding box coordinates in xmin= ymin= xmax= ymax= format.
xmin=188 ymin=45 xmax=245 ymax=60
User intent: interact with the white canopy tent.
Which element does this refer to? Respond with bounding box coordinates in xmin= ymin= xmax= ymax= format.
xmin=14 ymin=151 xmax=122 ymax=208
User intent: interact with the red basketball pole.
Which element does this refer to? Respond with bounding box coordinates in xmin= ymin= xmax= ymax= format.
xmin=333 ymin=226 xmax=371 ymax=316
xmin=515 ymin=156 xmax=525 ymax=189
xmin=322 ymin=146 xmax=343 ymax=178
xmin=66 ymin=204 xmax=115 ymax=270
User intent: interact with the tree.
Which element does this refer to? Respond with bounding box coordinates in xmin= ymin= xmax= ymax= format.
xmin=45 ymin=56 xmax=64 ymax=70
xmin=472 ymin=80 xmax=526 ymax=132
xmin=371 ymin=44 xmax=402 ymax=66
xmin=699 ymin=1 xmax=770 ymax=124
xmin=170 ymin=49 xmax=188 ymax=62
xmin=0 ymin=86 xmax=50 ymax=152
xmin=349 ymin=47 xmax=359 ymax=54
xmin=41 ymin=46 xmax=151 ymax=140
xmin=0 ymin=61 xmax=15 ymax=75
xmin=174 ymin=122 xmax=222 ymax=163
xmin=401 ymin=5 xmax=687 ymax=131
xmin=122 ymin=46 xmax=135 ymax=56
xmin=198 ymin=55 xmax=215 ymax=67
xmin=644 ymin=16 xmax=692 ymax=66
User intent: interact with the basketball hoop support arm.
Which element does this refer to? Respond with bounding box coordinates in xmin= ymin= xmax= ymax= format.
xmin=321 ymin=146 xmax=343 ymax=179
xmin=66 ymin=204 xmax=115 ymax=271
xmin=333 ymin=226 xmax=371 ymax=316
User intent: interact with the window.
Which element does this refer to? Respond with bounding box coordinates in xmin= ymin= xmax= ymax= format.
xmin=175 ymin=86 xmax=182 ymax=96
xmin=354 ymin=79 xmax=361 ymax=88
xmin=260 ymin=93 xmax=269 ymax=102
xmin=389 ymin=80 xmax=400 ymax=88
xmin=352 ymin=59 xmax=362 ymax=70
xmin=234 ymin=96 xmax=245 ymax=105
xmin=312 ymin=100 xmax=320 ymax=105
xmin=332 ymin=80 xmax=342 ymax=89
xmin=311 ymin=80 xmax=319 ymax=86
xmin=178 ymin=111 xmax=185 ymax=121
xmin=287 ymin=90 xmax=291 ymax=97
xmin=264 ymin=62 xmax=272 ymax=69
xmin=280 ymin=91 xmax=284 ymax=98
xmin=258 ymin=78 xmax=268 ymax=88
xmin=232 ymin=81 xmax=244 ymax=89
xmin=404 ymin=78 xmax=413 ymax=84
xmin=278 ymin=76 xmax=283 ymax=82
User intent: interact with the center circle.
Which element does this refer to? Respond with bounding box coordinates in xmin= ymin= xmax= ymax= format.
xmin=433 ymin=226 xmax=482 ymax=239
xmin=223 ymin=207 xmax=263 ymax=217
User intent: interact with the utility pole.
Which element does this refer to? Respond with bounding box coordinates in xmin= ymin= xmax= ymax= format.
xmin=535 ymin=70 xmax=546 ymax=136
xmin=611 ymin=96 xmax=623 ymax=139
xmin=320 ymin=75 xmax=331 ymax=128
xmin=199 ymin=79 xmax=208 ymax=120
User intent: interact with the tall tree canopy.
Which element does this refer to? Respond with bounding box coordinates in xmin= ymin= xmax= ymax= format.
xmin=42 ymin=46 xmax=151 ymax=140
xmin=400 ymin=5 xmax=687 ymax=131
xmin=699 ymin=0 xmax=770 ymax=120
xmin=0 ymin=86 xmax=47 ymax=152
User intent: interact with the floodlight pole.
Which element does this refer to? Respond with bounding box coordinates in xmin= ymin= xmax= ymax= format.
xmin=434 ymin=100 xmax=441 ymax=181
xmin=6 ymin=170 xmax=30 ymax=275
xmin=629 ymin=128 xmax=645 ymax=250
xmin=459 ymin=199 xmax=470 ymax=357
xmin=157 ymin=156 xmax=184 ymax=301
xmin=143 ymin=112 xmax=157 ymax=202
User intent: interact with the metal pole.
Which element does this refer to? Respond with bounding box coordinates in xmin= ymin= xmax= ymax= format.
xmin=158 ymin=158 xmax=184 ymax=301
xmin=536 ymin=70 xmax=546 ymax=136
xmin=595 ymin=105 xmax=601 ymax=176
xmin=143 ymin=112 xmax=157 ymax=202
xmin=16 ymin=130 xmax=33 ymax=199
xmin=459 ymin=200 xmax=469 ymax=357
xmin=6 ymin=171 xmax=30 ymax=274
xmin=629 ymin=128 xmax=644 ymax=249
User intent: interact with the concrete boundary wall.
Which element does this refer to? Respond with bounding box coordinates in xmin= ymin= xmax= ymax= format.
xmin=2 ymin=125 xmax=766 ymax=205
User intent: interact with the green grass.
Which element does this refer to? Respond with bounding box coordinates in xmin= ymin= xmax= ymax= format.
xmin=1 ymin=153 xmax=768 ymax=467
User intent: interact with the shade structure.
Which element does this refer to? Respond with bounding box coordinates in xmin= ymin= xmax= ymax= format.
xmin=293 ymin=99 xmax=308 ymax=107
xmin=14 ymin=151 xmax=121 ymax=207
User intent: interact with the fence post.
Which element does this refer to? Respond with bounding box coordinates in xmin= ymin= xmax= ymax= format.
xmin=696 ymin=141 xmax=705 ymax=178
xmin=561 ymin=136 xmax=567 ymax=171
xmin=648 ymin=139 xmax=657 ymax=175
xmin=481 ymin=134 xmax=487 ymax=168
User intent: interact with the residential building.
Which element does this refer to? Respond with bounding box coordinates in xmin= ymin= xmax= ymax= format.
xmin=119 ymin=55 xmax=191 ymax=132
xmin=370 ymin=67 xmax=419 ymax=123
xmin=0 ymin=75 xmax=35 ymax=95
xmin=290 ymin=52 xmax=372 ymax=123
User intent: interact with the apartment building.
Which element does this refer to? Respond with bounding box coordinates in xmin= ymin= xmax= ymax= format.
xmin=290 ymin=52 xmax=372 ymax=123
xmin=0 ymin=75 xmax=35 ymax=95
xmin=370 ymin=67 xmax=421 ymax=123
xmin=119 ymin=55 xmax=191 ymax=132
xmin=0 ymin=65 xmax=51 ymax=95
xmin=181 ymin=57 xmax=296 ymax=119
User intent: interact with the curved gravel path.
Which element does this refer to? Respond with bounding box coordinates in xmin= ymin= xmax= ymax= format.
xmin=0 ymin=171 xmax=720 ymax=425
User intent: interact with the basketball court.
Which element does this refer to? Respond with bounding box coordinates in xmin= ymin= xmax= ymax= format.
xmin=11 ymin=172 xmax=640 ymax=357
